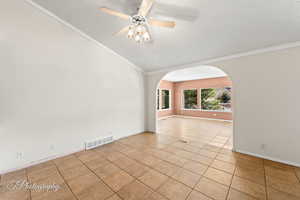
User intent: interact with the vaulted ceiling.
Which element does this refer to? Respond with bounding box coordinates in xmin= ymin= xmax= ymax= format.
xmin=32 ymin=0 xmax=300 ymax=72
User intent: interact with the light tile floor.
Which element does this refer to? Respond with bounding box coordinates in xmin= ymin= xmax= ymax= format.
xmin=1 ymin=117 xmax=300 ymax=200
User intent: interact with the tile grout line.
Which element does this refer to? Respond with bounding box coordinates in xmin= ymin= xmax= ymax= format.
xmin=135 ymin=178 xmax=171 ymax=200
xmin=200 ymin=136 xmax=231 ymax=195
xmin=225 ymin=164 xmax=237 ymax=200
xmin=187 ymin=148 xmax=265 ymax=200
xmin=105 ymin=148 xmax=199 ymax=200
xmin=149 ymin=147 xmax=211 ymax=171
xmin=263 ymin=159 xmax=300 ymax=198
xmin=101 ymin=142 xmax=206 ymax=199
xmin=293 ymin=167 xmax=300 ymax=184
xmin=188 ymin=135 xmax=229 ymax=195
xmin=263 ymin=159 xmax=300 ymax=200
xmin=111 ymin=146 xmax=183 ymax=195
xmin=230 ymin=161 xmax=267 ymax=200
xmin=115 ymin=143 xmax=205 ymax=191
xmin=51 ymin=160 xmax=80 ymax=200
xmin=183 ymin=160 xmax=211 ymax=200
xmin=184 ymin=190 xmax=193 ymax=200
xmin=186 ymin=161 xmax=214 ymax=200
xmin=29 ymin=137 xmax=257 ymax=200
xmin=25 ymin=168 xmax=32 ymax=200
xmin=6 ymin=118 xmax=300 ymax=200
xmin=267 ymin=185 xmax=300 ymax=199
xmin=74 ymin=154 xmax=127 ymax=200
xmin=263 ymin=159 xmax=269 ymax=200
xmin=115 ymin=136 xmax=246 ymax=200
xmin=119 ymin=147 xmax=174 ymax=185
xmin=103 ymin=148 xmax=183 ymax=200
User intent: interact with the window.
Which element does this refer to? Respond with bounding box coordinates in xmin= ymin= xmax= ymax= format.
xmin=201 ymin=87 xmax=232 ymax=112
xmin=157 ymin=89 xmax=160 ymax=110
xmin=161 ymin=89 xmax=170 ymax=109
xmin=183 ymin=89 xmax=198 ymax=109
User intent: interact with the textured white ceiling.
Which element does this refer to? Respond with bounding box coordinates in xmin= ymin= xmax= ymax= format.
xmin=162 ymin=66 xmax=227 ymax=82
xmin=31 ymin=0 xmax=300 ymax=72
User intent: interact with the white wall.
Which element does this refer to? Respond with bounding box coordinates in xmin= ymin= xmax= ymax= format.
xmin=0 ymin=0 xmax=145 ymax=173
xmin=146 ymin=46 xmax=300 ymax=167
xmin=1 ymin=0 xmax=300 ymax=174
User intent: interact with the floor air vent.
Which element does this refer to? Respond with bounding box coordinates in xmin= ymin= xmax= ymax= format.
xmin=85 ymin=136 xmax=114 ymax=150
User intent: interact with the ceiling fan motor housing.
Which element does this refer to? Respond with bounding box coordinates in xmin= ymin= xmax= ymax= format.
xmin=130 ymin=15 xmax=147 ymax=25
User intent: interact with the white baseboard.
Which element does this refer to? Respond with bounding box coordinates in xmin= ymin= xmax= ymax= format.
xmin=4 ymin=133 xmax=298 ymax=174
xmin=1 ymin=131 xmax=147 ymax=175
xmin=157 ymin=115 xmax=176 ymax=120
xmin=173 ymin=115 xmax=233 ymax=122
xmin=114 ymin=131 xmax=147 ymax=140
xmin=0 ymin=147 xmax=84 ymax=175
xmin=235 ymin=149 xmax=300 ymax=168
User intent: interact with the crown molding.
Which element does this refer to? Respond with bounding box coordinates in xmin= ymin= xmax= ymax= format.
xmin=21 ymin=0 xmax=300 ymax=76
xmin=25 ymin=0 xmax=144 ymax=74
xmin=146 ymin=41 xmax=300 ymax=76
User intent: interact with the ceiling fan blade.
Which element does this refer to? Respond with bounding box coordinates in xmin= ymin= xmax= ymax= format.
xmin=148 ymin=19 xmax=176 ymax=28
xmin=114 ymin=26 xmax=131 ymax=36
xmin=138 ymin=0 xmax=154 ymax=16
xmin=99 ymin=7 xmax=130 ymax=20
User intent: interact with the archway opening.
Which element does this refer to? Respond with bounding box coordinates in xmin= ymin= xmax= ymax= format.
xmin=155 ymin=65 xmax=234 ymax=152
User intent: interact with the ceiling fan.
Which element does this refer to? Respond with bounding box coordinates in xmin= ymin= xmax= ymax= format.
xmin=99 ymin=0 xmax=176 ymax=43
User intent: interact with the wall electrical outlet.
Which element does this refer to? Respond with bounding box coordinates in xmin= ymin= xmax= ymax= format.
xmin=261 ymin=144 xmax=266 ymax=151
xmin=50 ymin=145 xmax=55 ymax=150
xmin=16 ymin=152 xmax=23 ymax=160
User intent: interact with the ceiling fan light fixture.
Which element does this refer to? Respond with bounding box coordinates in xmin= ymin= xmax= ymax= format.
xmin=134 ymin=34 xmax=142 ymax=43
xmin=99 ymin=0 xmax=176 ymax=44
xmin=126 ymin=24 xmax=150 ymax=43
xmin=142 ymin=32 xmax=150 ymax=41
xmin=127 ymin=27 xmax=135 ymax=39
xmin=136 ymin=25 xmax=146 ymax=34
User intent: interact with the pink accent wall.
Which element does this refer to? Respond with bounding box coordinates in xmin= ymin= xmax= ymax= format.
xmin=174 ymin=77 xmax=232 ymax=120
xmin=157 ymin=77 xmax=233 ymax=120
xmin=157 ymin=80 xmax=175 ymax=118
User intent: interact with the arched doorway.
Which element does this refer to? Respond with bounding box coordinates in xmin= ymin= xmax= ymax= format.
xmin=155 ymin=65 xmax=235 ymax=151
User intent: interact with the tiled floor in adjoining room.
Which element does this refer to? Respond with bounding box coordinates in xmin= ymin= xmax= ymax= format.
xmin=1 ymin=117 xmax=300 ymax=200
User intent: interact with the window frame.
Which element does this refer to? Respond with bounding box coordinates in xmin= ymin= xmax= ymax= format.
xmin=200 ymin=87 xmax=232 ymax=113
xmin=156 ymin=89 xmax=160 ymax=110
xmin=182 ymin=88 xmax=200 ymax=110
xmin=160 ymin=89 xmax=171 ymax=110
xmin=157 ymin=89 xmax=172 ymax=111
xmin=181 ymin=87 xmax=232 ymax=113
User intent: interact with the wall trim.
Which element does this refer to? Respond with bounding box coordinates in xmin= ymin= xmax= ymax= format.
xmin=235 ymin=149 xmax=300 ymax=168
xmin=0 ymin=147 xmax=84 ymax=175
xmin=146 ymin=41 xmax=300 ymax=75
xmin=173 ymin=115 xmax=233 ymax=122
xmin=1 ymin=131 xmax=148 ymax=174
xmin=114 ymin=131 xmax=147 ymax=140
xmin=25 ymin=0 xmax=300 ymax=76
xmin=157 ymin=115 xmax=176 ymax=120
xmin=24 ymin=0 xmax=144 ymax=74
